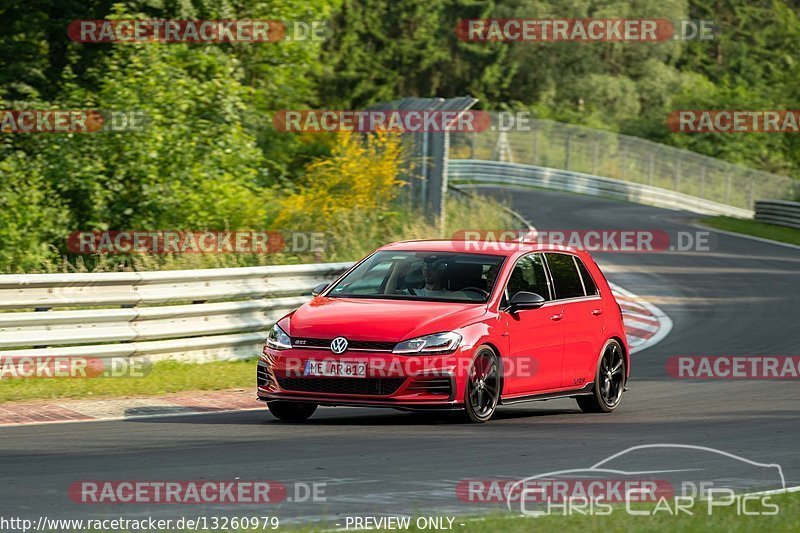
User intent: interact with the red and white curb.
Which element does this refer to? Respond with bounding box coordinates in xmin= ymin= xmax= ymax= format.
xmin=0 ymin=390 xmax=263 ymax=428
xmin=609 ymin=282 xmax=672 ymax=354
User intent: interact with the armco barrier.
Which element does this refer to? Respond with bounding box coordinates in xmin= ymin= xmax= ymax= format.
xmin=0 ymin=263 xmax=352 ymax=362
xmin=755 ymin=200 xmax=800 ymax=230
xmin=448 ymin=159 xmax=755 ymax=218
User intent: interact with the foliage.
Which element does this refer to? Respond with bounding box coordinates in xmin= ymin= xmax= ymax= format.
xmin=320 ymin=0 xmax=512 ymax=107
xmin=0 ymin=0 xmax=798 ymax=273
xmin=274 ymin=133 xmax=405 ymax=228
xmin=0 ymin=150 xmax=69 ymax=271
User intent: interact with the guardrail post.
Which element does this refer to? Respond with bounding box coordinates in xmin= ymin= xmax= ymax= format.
xmin=428 ymin=131 xmax=449 ymax=227
xmin=421 ymin=130 xmax=429 ymax=208
xmin=33 ymin=307 xmax=51 ymax=349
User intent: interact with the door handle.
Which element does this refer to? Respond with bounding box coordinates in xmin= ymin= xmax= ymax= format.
xmin=591 ymin=308 xmax=603 ymax=316
xmin=550 ymin=313 xmax=563 ymax=321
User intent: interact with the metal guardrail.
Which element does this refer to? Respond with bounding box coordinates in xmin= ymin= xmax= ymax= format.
xmin=0 ymin=263 xmax=352 ymax=362
xmin=448 ymin=159 xmax=755 ymax=218
xmin=755 ymin=200 xmax=800 ymax=230
xmin=449 ymin=120 xmax=797 ymax=210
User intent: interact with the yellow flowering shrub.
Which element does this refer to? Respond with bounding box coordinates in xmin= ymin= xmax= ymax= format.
xmin=273 ymin=132 xmax=405 ymax=229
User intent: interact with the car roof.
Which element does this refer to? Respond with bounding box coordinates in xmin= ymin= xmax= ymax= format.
xmin=378 ymin=239 xmax=586 ymax=257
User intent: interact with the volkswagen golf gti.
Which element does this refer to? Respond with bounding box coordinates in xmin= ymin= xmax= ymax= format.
xmin=257 ymin=240 xmax=629 ymax=422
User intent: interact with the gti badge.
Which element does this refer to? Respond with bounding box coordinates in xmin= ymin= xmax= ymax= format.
xmin=330 ymin=336 xmax=348 ymax=354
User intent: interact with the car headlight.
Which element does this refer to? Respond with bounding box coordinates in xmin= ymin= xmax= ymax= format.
xmin=266 ymin=323 xmax=292 ymax=350
xmin=392 ymin=332 xmax=462 ymax=355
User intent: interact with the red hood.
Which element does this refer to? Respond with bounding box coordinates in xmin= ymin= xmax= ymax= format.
xmin=285 ymin=297 xmax=488 ymax=342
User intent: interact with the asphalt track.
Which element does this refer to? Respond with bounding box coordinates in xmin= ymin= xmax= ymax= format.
xmin=2 ymin=188 xmax=799 ymax=528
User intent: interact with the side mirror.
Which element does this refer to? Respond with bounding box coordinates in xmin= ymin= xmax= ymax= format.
xmin=508 ymin=291 xmax=546 ymax=311
xmin=311 ymin=283 xmax=329 ymax=297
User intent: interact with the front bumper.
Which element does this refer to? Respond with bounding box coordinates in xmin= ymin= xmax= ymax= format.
xmin=257 ymin=348 xmax=462 ymax=408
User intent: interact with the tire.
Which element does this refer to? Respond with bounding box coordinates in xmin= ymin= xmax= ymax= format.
xmin=462 ymin=347 xmax=501 ymax=423
xmin=267 ymin=401 xmax=317 ymax=422
xmin=577 ymin=339 xmax=626 ymax=413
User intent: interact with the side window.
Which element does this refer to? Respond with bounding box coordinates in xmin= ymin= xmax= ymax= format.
xmin=575 ymin=257 xmax=598 ymax=296
xmin=506 ymin=254 xmax=551 ymax=301
xmin=545 ymin=253 xmax=585 ymax=299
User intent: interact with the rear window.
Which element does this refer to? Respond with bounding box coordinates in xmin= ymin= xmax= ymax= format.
xmin=545 ymin=253 xmax=585 ymax=300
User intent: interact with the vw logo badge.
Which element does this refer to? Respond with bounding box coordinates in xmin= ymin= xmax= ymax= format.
xmin=330 ymin=336 xmax=348 ymax=354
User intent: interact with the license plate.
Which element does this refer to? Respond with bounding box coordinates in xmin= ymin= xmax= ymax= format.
xmin=304 ymin=360 xmax=367 ymax=378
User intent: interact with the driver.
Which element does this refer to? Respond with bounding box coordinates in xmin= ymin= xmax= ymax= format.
xmin=414 ymin=257 xmax=467 ymax=299
xmin=407 ymin=256 xmax=470 ymax=300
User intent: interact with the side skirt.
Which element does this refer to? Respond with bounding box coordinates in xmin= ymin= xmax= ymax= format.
xmin=500 ymin=383 xmax=594 ymax=405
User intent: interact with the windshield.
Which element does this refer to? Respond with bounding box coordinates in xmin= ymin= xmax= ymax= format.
xmin=327 ymin=251 xmax=505 ymax=303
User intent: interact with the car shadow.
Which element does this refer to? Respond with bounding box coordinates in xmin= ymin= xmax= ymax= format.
xmin=125 ymin=405 xmax=581 ymax=426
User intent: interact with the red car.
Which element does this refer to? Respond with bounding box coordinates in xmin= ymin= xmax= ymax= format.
xmin=258 ymin=240 xmax=629 ymax=423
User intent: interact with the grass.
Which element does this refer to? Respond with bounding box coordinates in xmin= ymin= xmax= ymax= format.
xmin=701 ymin=216 xmax=800 ymax=246
xmin=0 ymin=358 xmax=256 ymax=403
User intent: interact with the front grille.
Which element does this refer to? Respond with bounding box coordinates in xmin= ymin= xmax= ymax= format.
xmin=276 ymin=376 xmax=406 ymax=396
xmin=348 ymin=340 xmax=398 ymax=351
xmin=407 ymin=376 xmax=453 ymax=396
xmin=257 ymin=362 xmax=273 ymax=388
xmin=292 ymin=338 xmax=396 ymax=352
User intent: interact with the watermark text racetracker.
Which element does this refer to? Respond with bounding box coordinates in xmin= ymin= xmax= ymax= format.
xmin=69 ymin=19 xmax=328 ymax=43
xmin=68 ymin=230 xmax=327 ymax=254
xmin=267 ymin=354 xmax=538 ymax=380
xmin=274 ymin=110 xmax=621 ymax=133
xmin=457 ymin=19 xmax=715 ymax=42
xmin=0 ymin=110 xmax=146 ymax=133
xmin=452 ymin=229 xmax=715 ymax=253
xmin=669 ymin=110 xmax=800 ymax=133
xmin=667 ymin=356 xmax=800 ymax=379
xmin=273 ymin=109 xmax=491 ymax=133
xmin=0 ymin=356 xmax=151 ymax=379
xmin=69 ymin=480 xmax=324 ymax=504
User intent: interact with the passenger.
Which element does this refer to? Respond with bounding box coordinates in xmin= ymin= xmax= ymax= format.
xmin=485 ymin=263 xmax=501 ymax=293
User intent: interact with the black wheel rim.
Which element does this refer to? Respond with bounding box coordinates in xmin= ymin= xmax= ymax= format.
xmin=599 ymin=343 xmax=624 ymax=407
xmin=469 ymin=352 xmax=499 ymax=418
